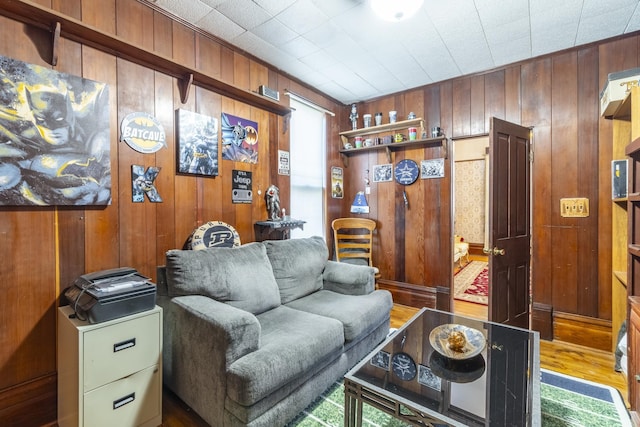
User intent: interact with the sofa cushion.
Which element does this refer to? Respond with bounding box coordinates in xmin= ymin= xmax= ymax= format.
xmin=226 ymin=305 xmax=344 ymax=406
xmin=165 ymin=242 xmax=281 ymax=315
xmin=285 ymin=289 xmax=393 ymax=341
xmin=264 ymin=236 xmax=328 ymax=304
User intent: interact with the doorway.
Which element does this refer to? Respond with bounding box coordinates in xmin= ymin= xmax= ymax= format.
xmin=452 ymin=135 xmax=490 ymax=320
xmin=451 ymin=118 xmax=532 ymax=328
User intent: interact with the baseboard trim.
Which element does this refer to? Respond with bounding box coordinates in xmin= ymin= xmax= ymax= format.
xmin=0 ymin=373 xmax=57 ymax=426
xmin=532 ymin=302 xmax=553 ymax=340
xmin=553 ymin=311 xmax=612 ymax=352
xmin=377 ymin=279 xmax=441 ymax=310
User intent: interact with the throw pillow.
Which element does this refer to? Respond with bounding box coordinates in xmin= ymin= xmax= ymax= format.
xmin=264 ymin=236 xmax=328 ymax=303
xmin=165 ymin=242 xmax=280 ymax=315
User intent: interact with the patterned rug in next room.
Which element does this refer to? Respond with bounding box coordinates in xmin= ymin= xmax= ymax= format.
xmin=454 ymin=260 xmax=488 ymax=305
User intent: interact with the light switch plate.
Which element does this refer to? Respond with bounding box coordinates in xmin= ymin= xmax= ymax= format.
xmin=560 ymin=198 xmax=589 ymax=217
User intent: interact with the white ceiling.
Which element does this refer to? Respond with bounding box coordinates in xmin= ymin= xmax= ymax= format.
xmin=149 ymin=0 xmax=640 ymax=104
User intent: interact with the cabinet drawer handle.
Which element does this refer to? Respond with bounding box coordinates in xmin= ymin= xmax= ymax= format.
xmin=113 ymin=338 xmax=136 ymax=352
xmin=113 ymin=392 xmax=135 ymax=410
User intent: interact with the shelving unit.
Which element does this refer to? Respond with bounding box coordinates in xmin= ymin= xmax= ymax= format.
xmin=608 ymin=86 xmax=640 ymax=424
xmin=338 ymin=118 xmax=447 ymax=166
xmin=611 ymin=95 xmax=631 ymax=357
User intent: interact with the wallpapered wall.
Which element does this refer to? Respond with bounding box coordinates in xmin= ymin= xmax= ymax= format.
xmin=454 ymin=137 xmax=488 ymax=245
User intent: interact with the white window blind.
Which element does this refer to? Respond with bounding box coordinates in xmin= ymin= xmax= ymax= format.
xmin=289 ymin=97 xmax=327 ymax=238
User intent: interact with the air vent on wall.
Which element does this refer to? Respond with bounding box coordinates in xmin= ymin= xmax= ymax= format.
xmin=258 ymin=85 xmax=279 ymax=101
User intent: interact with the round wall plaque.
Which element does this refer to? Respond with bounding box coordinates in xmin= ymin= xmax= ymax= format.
xmin=394 ymin=159 xmax=419 ymax=185
xmin=120 ymin=112 xmax=167 ymax=153
xmin=190 ymin=221 xmax=241 ymax=250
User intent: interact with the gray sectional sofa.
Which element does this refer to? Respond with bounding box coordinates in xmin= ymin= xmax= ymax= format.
xmin=157 ymin=236 xmax=393 ymax=426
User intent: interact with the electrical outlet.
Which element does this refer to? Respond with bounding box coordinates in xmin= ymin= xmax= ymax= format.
xmin=560 ymin=198 xmax=589 ymax=217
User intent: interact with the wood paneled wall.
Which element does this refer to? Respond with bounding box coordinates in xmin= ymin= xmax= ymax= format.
xmin=327 ymin=36 xmax=640 ymax=346
xmin=1 ymin=0 xmax=639 ymax=423
xmin=0 ymin=0 xmax=341 ymax=424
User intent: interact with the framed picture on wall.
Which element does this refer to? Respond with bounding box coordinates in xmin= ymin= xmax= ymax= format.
xmin=373 ymin=164 xmax=392 ymax=182
xmin=421 ymin=158 xmax=445 ymax=179
xmin=612 ymin=159 xmax=628 ymax=199
xmin=177 ymin=109 xmax=219 ymax=176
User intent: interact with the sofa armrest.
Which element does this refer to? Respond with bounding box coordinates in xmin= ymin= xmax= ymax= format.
xmin=164 ymin=295 xmax=260 ymax=425
xmin=322 ymin=260 xmax=376 ymax=295
xmin=171 ymin=295 xmax=261 ymax=367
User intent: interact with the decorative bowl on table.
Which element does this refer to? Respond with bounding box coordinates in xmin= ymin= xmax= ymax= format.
xmin=429 ymin=324 xmax=486 ymax=360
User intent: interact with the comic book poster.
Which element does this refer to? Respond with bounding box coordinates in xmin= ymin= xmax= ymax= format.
xmin=177 ymin=109 xmax=219 ymax=176
xmin=331 ymin=166 xmax=343 ymax=199
xmin=221 ymin=113 xmax=258 ymax=163
xmin=0 ymin=55 xmax=110 ymax=205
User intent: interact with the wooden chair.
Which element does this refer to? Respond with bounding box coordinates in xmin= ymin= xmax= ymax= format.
xmin=331 ymin=218 xmax=378 ymax=276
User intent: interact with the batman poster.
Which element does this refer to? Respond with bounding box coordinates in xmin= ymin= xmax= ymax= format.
xmin=0 ymin=55 xmax=110 ymax=206
xmin=221 ymin=113 xmax=258 ymax=164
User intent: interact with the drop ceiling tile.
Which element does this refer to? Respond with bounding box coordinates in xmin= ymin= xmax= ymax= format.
xmin=299 ymin=49 xmax=338 ymax=71
xmin=153 ymin=0 xmax=213 ymax=23
xmin=490 ymin=36 xmax=531 ymax=67
xmin=303 ymin=21 xmax=345 ymax=49
xmin=231 ymin=31 xmax=273 ymax=56
xmin=199 ymin=0 xmax=226 ymax=7
xmin=582 ymin=0 xmax=639 ymax=18
xmin=576 ymin=9 xmax=637 ymax=45
xmin=323 ymin=38 xmax=363 ymax=64
xmin=426 ymin=0 xmax=478 ymax=28
xmin=280 ymin=36 xmax=320 ymax=58
xmin=252 ymin=0 xmax=297 ymax=16
xmin=197 ymin=10 xmax=246 ymax=41
xmin=483 ymin=17 xmax=530 ymax=46
xmin=299 ymin=70 xmax=332 ymax=87
xmin=627 ymin=4 xmax=640 ymax=32
xmin=277 ymin=0 xmax=329 ymax=35
xmin=316 ymin=80 xmax=358 ymax=103
xmin=215 ymin=0 xmax=272 ymax=30
xmin=475 ymin=0 xmax=528 ymax=27
xmin=251 ymin=18 xmax=298 ymax=46
xmin=311 ymin=0 xmax=365 ymax=18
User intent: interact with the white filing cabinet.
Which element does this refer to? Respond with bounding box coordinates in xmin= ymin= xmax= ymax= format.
xmin=57 ymin=305 xmax=162 ymax=427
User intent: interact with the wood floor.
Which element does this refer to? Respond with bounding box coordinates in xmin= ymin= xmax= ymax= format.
xmin=161 ymin=300 xmax=630 ymax=426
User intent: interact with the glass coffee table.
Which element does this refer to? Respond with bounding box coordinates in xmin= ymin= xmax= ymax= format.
xmin=344 ymin=307 xmax=540 ymax=426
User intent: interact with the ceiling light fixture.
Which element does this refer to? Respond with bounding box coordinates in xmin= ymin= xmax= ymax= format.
xmin=370 ymin=0 xmax=424 ymax=22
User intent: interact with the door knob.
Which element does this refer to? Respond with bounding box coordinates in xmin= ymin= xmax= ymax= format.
xmin=483 ymin=247 xmax=491 ymax=254
xmin=492 ymin=247 xmax=505 ymax=256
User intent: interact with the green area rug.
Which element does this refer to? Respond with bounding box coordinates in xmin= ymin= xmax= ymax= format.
xmin=288 ymin=369 xmax=631 ymax=427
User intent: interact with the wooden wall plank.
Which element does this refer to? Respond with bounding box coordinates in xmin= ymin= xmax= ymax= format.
xmin=576 ymin=45 xmax=601 ymax=318
xmin=550 ymin=51 xmax=579 ymax=313
xmin=522 ymin=58 xmax=553 ymax=310
xmin=485 ymin=70 xmax=505 ymax=129
xmin=54 ymin=1 xmax=86 ymax=291
xmin=0 ymin=14 xmax=57 ymax=393
xmin=470 ymin=75 xmax=485 ymax=135
xmin=505 ymin=65 xmax=521 ymax=124
xmin=172 ymin=21 xmax=198 ymax=248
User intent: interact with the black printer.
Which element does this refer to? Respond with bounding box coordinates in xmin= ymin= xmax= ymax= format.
xmin=64 ymin=267 xmax=156 ymax=324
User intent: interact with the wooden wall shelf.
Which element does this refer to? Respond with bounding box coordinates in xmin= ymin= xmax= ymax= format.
xmin=338 ymin=118 xmax=447 ymax=165
xmin=339 ymin=137 xmax=447 ymax=166
xmin=339 ymin=118 xmax=425 ymax=140
xmin=0 ymin=0 xmax=291 ymax=116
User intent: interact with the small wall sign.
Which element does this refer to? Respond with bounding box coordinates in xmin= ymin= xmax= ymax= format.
xmin=232 ymin=170 xmax=252 ymax=204
xmin=121 ymin=112 xmax=167 ymax=153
